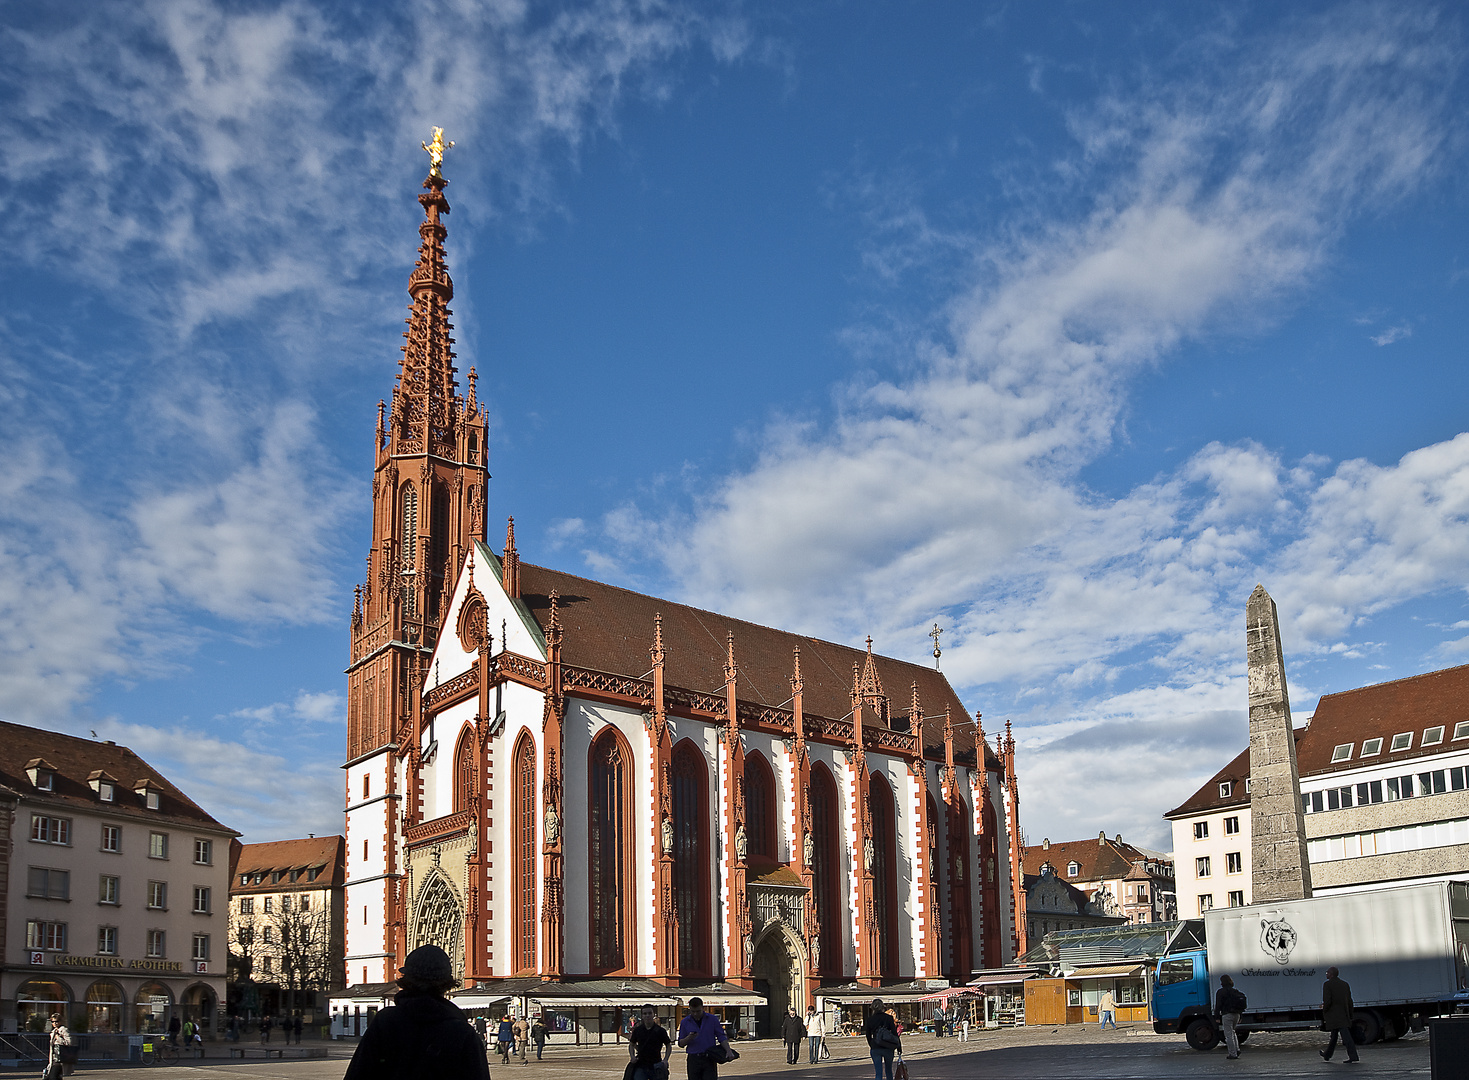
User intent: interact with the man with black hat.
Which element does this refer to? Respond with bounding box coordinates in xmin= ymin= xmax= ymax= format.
xmin=343 ymin=944 xmax=491 ymax=1080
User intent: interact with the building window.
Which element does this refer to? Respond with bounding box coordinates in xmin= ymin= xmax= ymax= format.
xmin=26 ymin=920 xmax=67 ymax=951
xmin=147 ymin=881 xmax=167 ymax=910
xmin=1198 ymin=895 xmax=1213 ymax=914
xmin=98 ymin=926 xmax=118 ymax=955
xmin=868 ymin=774 xmax=900 ymax=974
xmin=1196 ymin=856 xmax=1211 ymax=878
xmin=27 ymin=867 xmax=70 ymax=900
xmin=263 ymin=926 xmax=275 ymax=945
xmin=1455 ymin=722 xmax=1469 ymax=741
xmin=1136 ymin=884 xmax=1148 ymax=901
xmin=1193 ymin=821 xmax=1209 ymax=840
xmin=1244 ymin=777 xmax=1252 ymax=793
xmin=1357 ymin=780 xmax=1384 ymax=805
xmin=270 ymin=871 xmax=283 ymax=884
xmin=192 ymin=934 xmax=210 ymax=962
xmin=1386 ymin=776 xmax=1415 ymax=801
xmin=1224 ymin=816 xmax=1240 ymax=835
xmin=1228 ymin=891 xmax=1245 ymax=907
xmin=1225 ymin=852 xmax=1243 ymax=874
xmin=1362 ymin=738 xmax=1383 ymax=756
xmin=263 ymin=956 xmax=274 ymax=974
xmin=453 ymin=726 xmax=475 ymax=814
xmin=239 ymin=897 xmax=254 ymax=915
xmin=743 ymin=752 xmax=778 ymax=860
xmin=148 ymin=832 xmax=168 ymax=859
xmin=1390 ymin=732 xmax=1413 ymax=752
xmin=30 ymin=815 xmax=71 ymax=845
xmin=298 ymin=894 xmax=311 ymax=912
xmin=100 ymin=875 xmax=119 ymax=905
xmin=362 ymin=774 xmax=371 ymax=799
xmin=589 ymin=728 xmax=632 ymax=974
xmin=1067 ymin=861 xmax=1080 ymax=877
xmin=193 ymin=887 xmax=211 ymax=914
xmin=1453 ymin=767 xmax=1468 ymax=792
xmin=401 ymin=483 xmax=418 ymax=570
xmin=238 ymin=926 xmax=253 ymax=946
xmin=1219 ymin=781 xmax=1233 ymax=798
xmin=146 ymin=929 xmax=165 ymax=958
xmin=1420 ymin=770 xmax=1448 ymax=796
xmin=102 ymin=825 xmax=120 ymax=853
xmin=1331 ymin=743 xmax=1353 ymax=762
xmin=194 ymin=839 xmax=212 ymax=865
xmin=98 ymin=781 xmax=114 ymax=802
xmin=1424 ymin=726 xmax=1446 ymax=747
xmin=34 ymin=769 xmax=54 ymax=791
xmin=513 ymin=731 xmax=537 ymax=975
xmin=264 ymin=897 xmax=273 ymax=913
xmin=281 ymin=895 xmax=291 ymax=913
xmin=809 ymin=761 xmax=841 ymax=978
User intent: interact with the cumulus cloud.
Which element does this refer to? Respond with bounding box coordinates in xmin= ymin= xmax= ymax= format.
xmin=602 ymin=5 xmax=1466 ymax=848
xmin=1371 ymin=324 xmax=1412 ymax=345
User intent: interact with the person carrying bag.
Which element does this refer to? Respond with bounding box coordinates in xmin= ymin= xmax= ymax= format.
xmin=863 ymin=1001 xmax=901 ymax=1080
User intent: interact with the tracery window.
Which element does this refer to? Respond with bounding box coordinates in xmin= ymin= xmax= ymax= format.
xmin=869 ymin=774 xmax=899 ymax=974
xmin=672 ymin=740 xmax=711 ymax=975
xmin=513 ymin=733 xmax=537 ymax=973
xmin=401 ymin=484 xmax=418 ymax=570
xmin=412 ymin=871 xmax=463 ymax=980
xmin=743 ymin=752 xmax=777 ymax=861
xmin=589 ymin=729 xmax=632 ymax=973
xmin=945 ymin=794 xmax=973 ymax=979
xmin=453 ymin=728 xmax=475 ymax=814
xmin=810 ymin=763 xmax=841 ymax=975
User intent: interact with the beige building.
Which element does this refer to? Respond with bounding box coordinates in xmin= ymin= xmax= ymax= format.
xmin=1021 ymin=834 xmax=1176 ymax=927
xmin=1167 ymin=664 xmax=1469 ymax=914
xmin=227 ymin=835 xmax=345 ymax=1025
xmin=0 ymin=721 xmax=236 ymax=1036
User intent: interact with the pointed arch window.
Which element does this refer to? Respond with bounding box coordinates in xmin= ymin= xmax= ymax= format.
xmin=589 ymin=729 xmax=633 ymax=974
xmin=743 ymin=752 xmax=777 ymax=861
xmin=672 ymin=740 xmax=711 ymax=976
xmin=810 ymin=764 xmax=842 ymax=976
xmin=401 ymin=484 xmax=419 ymax=570
xmin=869 ymin=774 xmax=899 ymax=974
xmin=453 ymin=728 xmax=475 ymax=815
xmin=945 ymin=794 xmax=973 ymax=981
xmin=513 ymin=733 xmax=537 ymax=974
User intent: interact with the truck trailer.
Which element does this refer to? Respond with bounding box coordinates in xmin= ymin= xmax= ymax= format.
xmin=1151 ymin=880 xmax=1469 ymax=1050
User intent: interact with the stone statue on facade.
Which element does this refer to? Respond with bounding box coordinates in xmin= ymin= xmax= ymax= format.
xmin=661 ymin=816 xmax=674 ymax=855
xmin=545 ymin=806 xmax=561 ymax=846
xmin=734 ymin=824 xmax=748 ymax=862
xmin=803 ymin=830 xmax=814 ymax=865
xmin=863 ymin=836 xmax=875 ymax=872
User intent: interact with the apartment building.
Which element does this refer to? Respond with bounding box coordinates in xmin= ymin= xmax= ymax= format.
xmin=1168 ymin=664 xmax=1469 ymax=915
xmin=0 ymin=721 xmax=236 ymax=1035
xmin=227 ymin=835 xmax=345 ymax=1024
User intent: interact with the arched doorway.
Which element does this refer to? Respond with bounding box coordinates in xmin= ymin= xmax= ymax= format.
xmin=134 ymin=982 xmax=172 ymax=1034
xmin=85 ymin=980 xmax=125 ymax=1033
xmin=412 ymin=870 xmax=465 ymax=980
xmin=182 ymin=984 xmax=216 ymax=1033
xmin=750 ymin=930 xmax=802 ymax=1039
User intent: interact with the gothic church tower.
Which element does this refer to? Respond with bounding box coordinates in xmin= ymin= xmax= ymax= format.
xmin=344 ymin=131 xmax=488 ymax=985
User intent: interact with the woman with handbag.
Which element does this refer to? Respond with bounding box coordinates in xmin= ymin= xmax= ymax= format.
xmin=43 ymin=1014 xmax=72 ymax=1080
xmin=863 ymin=1001 xmax=901 ymax=1080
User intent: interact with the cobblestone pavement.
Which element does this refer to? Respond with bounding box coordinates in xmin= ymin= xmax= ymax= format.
xmin=57 ymin=1024 xmax=1431 ymax=1079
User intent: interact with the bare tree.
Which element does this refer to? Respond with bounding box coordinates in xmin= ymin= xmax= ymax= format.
xmin=272 ymin=902 xmax=333 ymax=1017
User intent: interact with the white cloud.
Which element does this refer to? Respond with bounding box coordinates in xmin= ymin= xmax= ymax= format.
xmin=1371 ymin=324 xmax=1412 ymax=346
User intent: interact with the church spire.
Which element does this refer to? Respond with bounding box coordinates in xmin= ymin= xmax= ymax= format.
xmin=391 ymin=131 xmax=459 ymax=459
xmin=502 ymin=517 xmax=520 ymax=599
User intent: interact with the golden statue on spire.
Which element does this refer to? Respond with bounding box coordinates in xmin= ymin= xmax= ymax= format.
xmin=422 ymin=127 xmax=454 ymax=178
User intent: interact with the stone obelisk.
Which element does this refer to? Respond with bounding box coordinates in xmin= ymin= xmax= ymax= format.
xmin=1246 ymin=585 xmax=1312 ymax=901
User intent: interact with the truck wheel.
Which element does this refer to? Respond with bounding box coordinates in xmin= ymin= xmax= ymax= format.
xmin=1235 ymin=1030 xmax=1250 ymax=1045
xmin=1350 ymin=1011 xmax=1381 ymax=1046
xmin=1185 ymin=1018 xmax=1219 ymax=1051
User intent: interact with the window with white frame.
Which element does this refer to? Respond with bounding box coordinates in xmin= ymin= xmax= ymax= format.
xmin=1228 ymin=891 xmax=1245 ymax=907
xmin=193 ymin=886 xmax=211 ymax=914
xmin=1066 ymin=861 xmax=1079 ymax=877
xmin=1391 ymin=732 xmax=1413 ymax=752
xmin=1194 ymin=821 xmax=1209 ymax=840
xmin=1196 ymin=856 xmax=1212 ymax=878
xmin=98 ymin=926 xmax=118 ymax=955
xmin=99 ymin=875 xmax=119 ymax=905
xmin=147 ymin=881 xmax=167 ymax=909
xmin=101 ymin=825 xmax=120 ymax=853
xmin=1424 ymin=726 xmax=1445 ymax=747
xmin=239 ymin=897 xmax=254 ymax=915
xmin=1224 ymin=816 xmax=1240 ymax=835
xmin=1225 ymin=852 xmax=1243 ymax=874
xmin=1362 ymin=738 xmax=1383 ymax=756
xmin=1455 ymin=722 xmax=1469 ymax=741
xmin=26 ymin=920 xmax=67 ymax=951
xmin=146 ymin=929 xmax=165 ymax=958
xmin=98 ymin=781 xmax=114 ymax=802
xmin=1219 ymin=781 xmax=1233 ymax=798
xmin=194 ymin=839 xmax=212 ymax=865
xmin=1331 ymin=744 xmax=1353 ymax=762
xmin=1198 ymin=894 xmax=1213 ymax=914
xmin=192 ymin=934 xmax=210 ymax=962
xmin=148 ymin=832 xmax=168 ymax=859
xmin=30 ymin=815 xmax=70 ymax=845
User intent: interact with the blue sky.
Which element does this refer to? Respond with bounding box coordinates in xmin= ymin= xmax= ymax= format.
xmin=2 ymin=1 xmax=1468 ymax=852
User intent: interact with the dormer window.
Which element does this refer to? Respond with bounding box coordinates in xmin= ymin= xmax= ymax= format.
xmin=25 ymin=758 xmax=57 ymax=791
xmin=99 ymin=783 xmax=114 ymax=802
xmin=1390 ymin=732 xmax=1413 ymax=752
xmin=1362 ymin=738 xmax=1383 ymax=756
xmin=1219 ymin=781 xmax=1233 ymax=798
xmin=1331 ymin=744 xmax=1353 ymax=763
xmin=1423 ymin=726 xmax=1445 ymax=747
xmin=135 ymin=779 xmax=162 ymax=809
xmin=1067 ymin=861 xmax=1080 ymax=877
xmin=88 ymin=770 xmax=119 ymax=800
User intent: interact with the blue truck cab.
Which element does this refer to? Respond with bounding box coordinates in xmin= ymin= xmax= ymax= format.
xmin=1150 ymin=949 xmax=1221 ymax=1049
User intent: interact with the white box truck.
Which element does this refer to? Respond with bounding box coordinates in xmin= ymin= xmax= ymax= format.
xmin=1151 ymin=880 xmax=1469 ymax=1049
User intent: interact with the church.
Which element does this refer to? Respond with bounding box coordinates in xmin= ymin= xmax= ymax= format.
xmin=341 ymin=132 xmax=1026 ymax=1031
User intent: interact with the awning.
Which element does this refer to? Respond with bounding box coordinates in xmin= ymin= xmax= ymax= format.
xmin=678 ymin=993 xmax=765 ymax=1007
xmin=523 ymin=996 xmax=680 ymax=1008
xmin=967 ymin=973 xmax=1036 ymax=988
xmin=1063 ymin=964 xmax=1144 ymax=979
xmin=451 ymin=994 xmax=511 ymax=1011
xmin=815 ymin=989 xmax=939 ymax=1004
xmin=916 ymin=987 xmax=983 ymax=1001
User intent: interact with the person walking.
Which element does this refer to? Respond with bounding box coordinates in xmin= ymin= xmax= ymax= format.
xmin=628 ymin=1006 xmax=673 ymax=1080
xmin=168 ymin=1013 xmax=182 ymax=1047
xmin=781 ymin=1006 xmax=806 ymax=1065
xmin=342 ymin=944 xmax=491 ymax=1080
xmin=294 ymin=1013 xmax=304 ymax=1044
xmin=932 ymin=1006 xmax=945 ymax=1039
xmin=1214 ymin=974 xmax=1245 ymax=1059
xmin=677 ymin=997 xmax=732 ymax=1080
xmin=805 ymin=1006 xmax=825 ymax=1064
xmin=531 ymin=1016 xmax=547 ymax=1060
xmin=1320 ymin=966 xmax=1359 ymax=1064
xmin=260 ymin=1014 xmax=272 ymax=1044
xmin=1098 ymin=989 xmax=1118 ymax=1030
xmin=474 ymin=1015 xmax=488 ymax=1049
xmin=514 ymin=1014 xmax=530 ymax=1063
xmin=43 ymin=1014 xmax=71 ymax=1080
xmin=497 ymin=1015 xmax=514 ymax=1065
xmin=862 ymin=1001 xmax=901 ymax=1080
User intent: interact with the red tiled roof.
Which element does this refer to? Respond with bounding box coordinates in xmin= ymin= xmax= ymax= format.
xmin=0 ymin=719 xmax=234 ymax=833
xmin=1021 ymin=836 xmax=1167 ymax=882
xmin=230 ymin=834 xmax=345 ymax=893
xmin=516 ymin=561 xmax=999 ymax=768
xmin=1165 ymin=664 xmax=1469 ymax=820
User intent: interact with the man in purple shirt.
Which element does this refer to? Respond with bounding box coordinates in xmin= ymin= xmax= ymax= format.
xmin=676 ymin=998 xmax=730 ymax=1080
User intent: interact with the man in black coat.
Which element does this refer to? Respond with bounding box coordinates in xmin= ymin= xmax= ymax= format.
xmin=780 ymin=1007 xmax=806 ymax=1065
xmin=1320 ymin=967 xmax=1359 ymax=1064
xmin=343 ymin=945 xmax=491 ymax=1080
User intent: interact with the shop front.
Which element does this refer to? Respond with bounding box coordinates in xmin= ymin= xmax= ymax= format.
xmin=4 ymin=961 xmax=224 ymax=1038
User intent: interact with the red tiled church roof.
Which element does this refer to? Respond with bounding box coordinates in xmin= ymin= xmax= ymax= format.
xmin=515 ymin=561 xmax=1000 ymax=769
